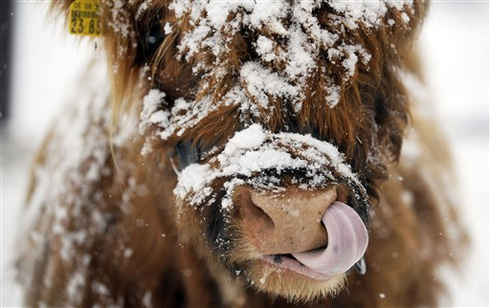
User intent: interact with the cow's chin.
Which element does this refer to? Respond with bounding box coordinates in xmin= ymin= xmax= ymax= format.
xmin=244 ymin=260 xmax=347 ymax=302
xmin=225 ymin=243 xmax=347 ymax=302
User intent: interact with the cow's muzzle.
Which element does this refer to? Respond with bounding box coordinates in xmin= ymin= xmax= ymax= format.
xmin=236 ymin=184 xmax=368 ymax=281
xmin=174 ymin=124 xmax=370 ymax=280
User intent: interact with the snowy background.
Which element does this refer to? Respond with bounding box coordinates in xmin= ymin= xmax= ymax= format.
xmin=1 ymin=1 xmax=488 ymax=307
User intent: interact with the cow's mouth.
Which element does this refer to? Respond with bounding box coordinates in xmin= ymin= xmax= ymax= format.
xmin=262 ymin=253 xmax=335 ymax=281
xmin=262 ymin=253 xmax=366 ymax=281
xmin=262 ymin=201 xmax=368 ymax=281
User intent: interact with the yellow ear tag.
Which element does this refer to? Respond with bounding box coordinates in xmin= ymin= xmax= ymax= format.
xmin=69 ymin=0 xmax=101 ymax=37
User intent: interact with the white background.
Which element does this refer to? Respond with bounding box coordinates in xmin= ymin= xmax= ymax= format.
xmin=2 ymin=1 xmax=489 ymax=307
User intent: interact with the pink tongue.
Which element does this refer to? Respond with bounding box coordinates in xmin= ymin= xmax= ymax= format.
xmin=291 ymin=201 xmax=368 ymax=277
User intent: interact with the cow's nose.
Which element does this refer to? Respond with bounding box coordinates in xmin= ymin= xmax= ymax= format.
xmin=236 ymin=186 xmax=338 ymax=255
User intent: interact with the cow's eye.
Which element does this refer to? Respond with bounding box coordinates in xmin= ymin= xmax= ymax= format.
xmin=175 ymin=142 xmax=201 ymax=171
xmin=135 ymin=13 xmax=166 ymax=64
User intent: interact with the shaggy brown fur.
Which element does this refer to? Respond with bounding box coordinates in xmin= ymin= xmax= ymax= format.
xmin=17 ymin=1 xmax=467 ymax=307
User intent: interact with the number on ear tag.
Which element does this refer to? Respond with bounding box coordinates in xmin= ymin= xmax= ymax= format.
xmin=68 ymin=0 xmax=101 ymax=37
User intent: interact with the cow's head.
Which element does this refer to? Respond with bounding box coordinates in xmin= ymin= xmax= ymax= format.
xmin=54 ymin=0 xmax=427 ymax=302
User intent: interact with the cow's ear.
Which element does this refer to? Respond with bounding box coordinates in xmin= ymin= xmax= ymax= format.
xmin=50 ymin=0 xmax=77 ymax=16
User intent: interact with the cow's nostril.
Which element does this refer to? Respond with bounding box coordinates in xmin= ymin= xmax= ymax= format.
xmin=236 ymin=187 xmax=275 ymax=236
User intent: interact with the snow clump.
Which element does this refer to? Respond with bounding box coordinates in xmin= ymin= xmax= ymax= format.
xmin=174 ymin=124 xmax=363 ymax=210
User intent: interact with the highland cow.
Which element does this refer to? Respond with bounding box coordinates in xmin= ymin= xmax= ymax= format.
xmin=17 ymin=0 xmax=467 ymax=307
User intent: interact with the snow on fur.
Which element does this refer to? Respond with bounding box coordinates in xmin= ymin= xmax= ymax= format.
xmin=140 ymin=0 xmax=413 ymax=142
xmin=137 ymin=1 xmax=415 ymax=209
xmin=174 ymin=124 xmax=361 ymax=209
xmin=23 ymin=62 xmax=114 ymax=302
